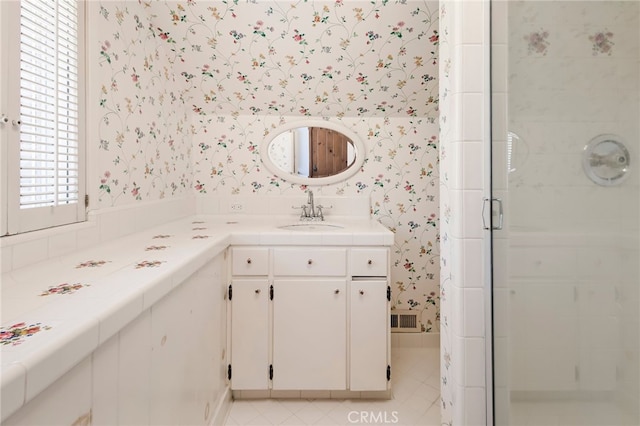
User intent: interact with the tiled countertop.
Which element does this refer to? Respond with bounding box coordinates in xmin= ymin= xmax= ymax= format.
xmin=0 ymin=214 xmax=393 ymax=421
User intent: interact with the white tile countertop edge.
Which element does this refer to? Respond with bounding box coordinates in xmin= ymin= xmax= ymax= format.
xmin=0 ymin=214 xmax=394 ymax=421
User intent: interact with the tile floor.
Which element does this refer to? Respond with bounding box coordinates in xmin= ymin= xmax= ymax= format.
xmin=224 ymin=347 xmax=441 ymax=425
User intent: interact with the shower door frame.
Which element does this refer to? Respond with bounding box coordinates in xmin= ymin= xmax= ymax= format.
xmin=486 ymin=0 xmax=496 ymax=424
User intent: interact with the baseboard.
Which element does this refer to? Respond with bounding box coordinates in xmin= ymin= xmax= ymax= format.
xmin=391 ymin=332 xmax=440 ymax=348
xmin=232 ymin=389 xmax=392 ymax=400
xmin=210 ymin=385 xmax=233 ymax=426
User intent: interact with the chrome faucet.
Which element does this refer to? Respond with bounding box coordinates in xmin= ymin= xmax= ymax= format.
xmin=307 ymin=190 xmax=315 ymax=218
xmin=298 ymin=190 xmax=324 ymax=221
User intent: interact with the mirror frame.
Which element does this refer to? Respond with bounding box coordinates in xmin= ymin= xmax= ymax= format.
xmin=261 ymin=120 xmax=366 ymax=185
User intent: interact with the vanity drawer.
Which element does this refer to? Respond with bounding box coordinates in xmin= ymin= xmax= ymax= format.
xmin=351 ymin=248 xmax=388 ymax=277
xmin=273 ymin=248 xmax=347 ymax=276
xmin=232 ymin=247 xmax=269 ymax=276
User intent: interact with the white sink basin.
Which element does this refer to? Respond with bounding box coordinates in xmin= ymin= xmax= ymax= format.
xmin=278 ymin=222 xmax=344 ymax=231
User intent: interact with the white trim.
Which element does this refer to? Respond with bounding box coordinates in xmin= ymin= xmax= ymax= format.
xmin=209 ymin=385 xmax=232 ymax=426
xmin=0 ymin=1 xmax=12 ymax=236
xmin=3 ymin=0 xmax=86 ymax=236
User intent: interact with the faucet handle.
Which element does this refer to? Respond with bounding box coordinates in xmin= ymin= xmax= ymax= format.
xmin=315 ymin=205 xmax=324 ymax=221
xmin=300 ymin=205 xmax=308 ymax=219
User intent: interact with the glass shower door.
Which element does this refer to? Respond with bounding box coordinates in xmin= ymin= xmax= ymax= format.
xmin=491 ymin=1 xmax=640 ymax=425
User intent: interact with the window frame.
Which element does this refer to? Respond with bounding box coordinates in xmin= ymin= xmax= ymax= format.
xmin=1 ymin=0 xmax=86 ymax=236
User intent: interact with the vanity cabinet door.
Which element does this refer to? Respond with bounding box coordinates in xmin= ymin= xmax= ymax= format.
xmin=350 ymin=280 xmax=389 ymax=391
xmin=230 ymin=279 xmax=270 ymax=389
xmin=272 ymin=279 xmax=347 ymax=390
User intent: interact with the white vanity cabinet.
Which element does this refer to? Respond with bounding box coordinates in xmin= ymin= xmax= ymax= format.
xmin=350 ymin=248 xmax=390 ymax=391
xmin=228 ymin=245 xmax=390 ymax=393
xmin=229 ymin=248 xmax=270 ymax=390
xmin=350 ymin=280 xmax=389 ymax=390
xmin=272 ymin=248 xmax=348 ymax=390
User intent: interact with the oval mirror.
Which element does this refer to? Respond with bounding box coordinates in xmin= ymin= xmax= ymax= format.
xmin=261 ymin=120 xmax=365 ymax=185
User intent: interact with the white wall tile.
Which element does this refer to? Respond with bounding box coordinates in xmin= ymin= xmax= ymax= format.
xmin=464 ymin=338 xmax=485 ymax=387
xmin=463 ymin=387 xmax=487 ymax=426
xmin=452 ymin=284 xmax=465 ymax=338
xmin=12 ymin=239 xmax=48 ymax=271
xmin=462 ymin=190 xmax=484 ymax=239
xmin=462 ymin=142 xmax=484 ymax=190
xmin=462 ymin=239 xmax=484 ymax=289
xmin=452 ymin=335 xmax=466 ymax=386
xmin=462 ymin=45 xmax=484 ymax=93
xmin=462 ymin=93 xmax=484 ymax=142
xmin=197 ymin=195 xmax=221 ymax=215
xmin=448 ymin=142 xmax=463 ymax=190
xmin=449 ymin=190 xmax=464 ymax=239
xmin=461 ymin=1 xmax=485 ymax=45
xmin=76 ymin=224 xmax=100 ymax=251
xmin=99 ymin=210 xmax=125 ymax=243
xmin=1 ymin=244 xmax=13 ymax=275
xmin=48 ymin=231 xmax=77 ymax=259
xmin=463 ymin=288 xmax=485 ymax=338
xmin=450 ymin=93 xmax=463 ymax=141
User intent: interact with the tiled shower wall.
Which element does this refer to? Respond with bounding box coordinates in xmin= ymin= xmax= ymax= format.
xmin=507 ymin=1 xmax=640 ymax=233
xmin=439 ymin=0 xmax=491 ymax=424
xmin=505 ymin=0 xmax=640 ymax=415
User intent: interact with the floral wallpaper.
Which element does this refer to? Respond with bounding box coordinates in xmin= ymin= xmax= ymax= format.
xmin=91 ymin=0 xmax=441 ymax=332
xmin=92 ymin=1 xmax=193 ymax=209
xmin=150 ymin=0 xmax=439 ymax=119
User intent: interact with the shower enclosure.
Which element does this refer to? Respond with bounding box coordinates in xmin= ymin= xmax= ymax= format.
xmin=491 ymin=1 xmax=640 ymax=424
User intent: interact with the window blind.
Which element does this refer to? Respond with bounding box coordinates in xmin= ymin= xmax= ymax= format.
xmin=19 ymin=0 xmax=79 ymax=209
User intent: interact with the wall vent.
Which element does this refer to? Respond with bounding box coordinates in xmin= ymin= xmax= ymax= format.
xmin=390 ymin=310 xmax=421 ymax=333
